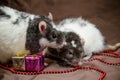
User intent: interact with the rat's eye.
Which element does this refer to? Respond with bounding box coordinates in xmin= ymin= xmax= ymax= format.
xmin=52 ymin=33 xmax=57 ymax=38
xmin=51 ymin=30 xmax=57 ymax=39
xmin=68 ymin=51 xmax=73 ymax=55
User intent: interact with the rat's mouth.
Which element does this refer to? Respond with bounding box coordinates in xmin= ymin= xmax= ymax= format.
xmin=62 ymin=59 xmax=79 ymax=67
xmin=39 ymin=43 xmax=47 ymax=52
xmin=69 ymin=62 xmax=79 ymax=67
xmin=66 ymin=62 xmax=79 ymax=67
xmin=56 ymin=41 xmax=67 ymax=48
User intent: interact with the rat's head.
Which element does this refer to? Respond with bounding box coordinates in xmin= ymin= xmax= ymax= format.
xmin=59 ymin=32 xmax=84 ymax=65
xmin=38 ymin=21 xmax=65 ymax=49
xmin=48 ymin=32 xmax=84 ymax=66
xmin=26 ymin=13 xmax=65 ymax=54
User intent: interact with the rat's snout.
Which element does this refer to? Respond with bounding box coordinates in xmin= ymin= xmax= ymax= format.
xmin=72 ymin=59 xmax=79 ymax=65
xmin=63 ymin=41 xmax=67 ymax=46
xmin=58 ymin=41 xmax=67 ymax=48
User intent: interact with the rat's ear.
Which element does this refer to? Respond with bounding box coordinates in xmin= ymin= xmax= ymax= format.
xmin=39 ymin=21 xmax=47 ymax=36
xmin=48 ymin=12 xmax=53 ymax=20
xmin=80 ymin=38 xmax=85 ymax=46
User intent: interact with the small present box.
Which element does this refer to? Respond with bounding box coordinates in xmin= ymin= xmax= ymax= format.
xmin=12 ymin=57 xmax=25 ymax=71
xmin=25 ymin=55 xmax=44 ymax=72
xmin=39 ymin=55 xmax=44 ymax=70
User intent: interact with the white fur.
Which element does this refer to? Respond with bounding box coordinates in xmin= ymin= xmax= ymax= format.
xmin=57 ymin=17 xmax=106 ymax=56
xmin=71 ymin=41 xmax=77 ymax=48
xmin=39 ymin=38 xmax=50 ymax=48
xmin=39 ymin=38 xmax=65 ymax=49
xmin=0 ymin=6 xmax=35 ymax=63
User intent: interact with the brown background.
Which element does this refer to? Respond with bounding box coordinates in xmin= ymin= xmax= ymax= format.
xmin=0 ymin=0 xmax=120 ymax=44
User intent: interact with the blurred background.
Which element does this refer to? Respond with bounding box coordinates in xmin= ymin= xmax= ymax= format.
xmin=0 ymin=0 xmax=120 ymax=45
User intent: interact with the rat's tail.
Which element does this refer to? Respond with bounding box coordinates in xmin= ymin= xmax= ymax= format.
xmin=108 ymin=43 xmax=120 ymax=51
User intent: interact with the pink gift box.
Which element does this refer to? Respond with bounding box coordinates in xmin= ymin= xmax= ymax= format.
xmin=25 ymin=55 xmax=44 ymax=72
xmin=39 ymin=55 xmax=44 ymax=70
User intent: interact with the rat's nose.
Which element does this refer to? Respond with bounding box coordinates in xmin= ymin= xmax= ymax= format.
xmin=63 ymin=41 xmax=67 ymax=46
xmin=58 ymin=42 xmax=66 ymax=48
xmin=72 ymin=59 xmax=79 ymax=64
xmin=59 ymin=41 xmax=67 ymax=48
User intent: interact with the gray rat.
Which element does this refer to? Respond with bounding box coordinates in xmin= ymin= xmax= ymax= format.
xmin=45 ymin=17 xmax=120 ymax=67
xmin=45 ymin=32 xmax=84 ymax=67
xmin=0 ymin=6 xmax=65 ymax=63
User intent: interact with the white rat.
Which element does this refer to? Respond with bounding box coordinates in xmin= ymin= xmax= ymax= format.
xmin=0 ymin=6 xmax=65 ymax=63
xmin=57 ymin=17 xmax=120 ymax=60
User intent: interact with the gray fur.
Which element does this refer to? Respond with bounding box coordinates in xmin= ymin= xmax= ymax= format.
xmin=46 ymin=32 xmax=84 ymax=67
